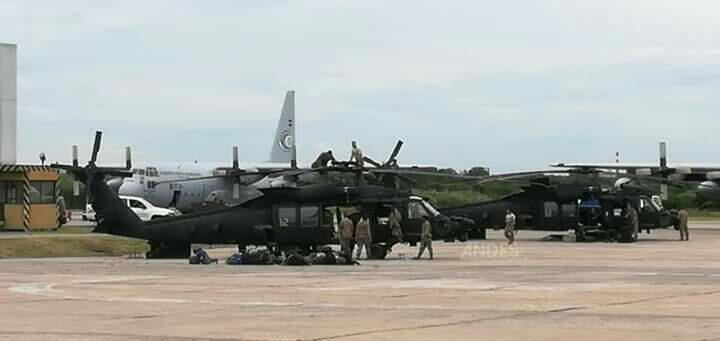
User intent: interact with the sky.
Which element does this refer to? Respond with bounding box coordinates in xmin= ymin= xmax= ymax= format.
xmin=1 ymin=0 xmax=719 ymax=173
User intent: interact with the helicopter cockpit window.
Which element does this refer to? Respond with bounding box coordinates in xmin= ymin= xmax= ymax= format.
xmin=544 ymin=202 xmax=559 ymax=218
xmin=421 ymin=200 xmax=441 ymax=217
xmin=278 ymin=207 xmax=297 ymax=227
xmin=640 ymin=198 xmax=655 ymax=213
xmin=651 ymin=196 xmax=664 ymax=211
xmin=301 ymin=206 xmax=319 ymax=228
xmin=408 ymin=201 xmax=429 ymax=219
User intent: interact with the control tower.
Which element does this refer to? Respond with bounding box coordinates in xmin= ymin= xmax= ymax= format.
xmin=0 ymin=43 xmax=17 ymax=164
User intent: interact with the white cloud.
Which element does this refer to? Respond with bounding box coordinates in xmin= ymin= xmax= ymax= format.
xmin=1 ymin=0 xmax=719 ymax=171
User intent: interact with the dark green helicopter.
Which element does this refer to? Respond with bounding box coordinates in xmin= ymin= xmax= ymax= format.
xmin=440 ymin=172 xmax=677 ymax=243
xmin=53 ymin=132 xmax=475 ymax=259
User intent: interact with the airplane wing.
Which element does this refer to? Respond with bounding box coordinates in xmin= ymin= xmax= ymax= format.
xmin=551 ymin=142 xmax=720 ymax=182
xmin=151 ymin=169 xmax=288 ymax=186
xmin=550 ymin=162 xmax=658 ymax=170
xmin=551 ymin=162 xmax=720 ymax=173
xmin=551 ymin=163 xmax=720 ymax=182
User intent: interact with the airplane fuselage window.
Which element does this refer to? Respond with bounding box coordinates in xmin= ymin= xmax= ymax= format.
xmin=146 ymin=167 xmax=159 ymax=177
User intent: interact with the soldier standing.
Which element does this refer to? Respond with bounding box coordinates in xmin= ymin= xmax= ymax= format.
xmin=55 ymin=196 xmax=67 ymax=229
xmin=415 ymin=216 xmax=434 ymax=260
xmin=355 ymin=214 xmax=372 ymax=259
xmin=339 ymin=216 xmax=355 ymax=258
xmin=676 ymin=209 xmax=689 ymax=241
xmin=504 ymin=209 xmax=517 ymax=245
xmin=389 ymin=207 xmax=403 ymax=243
xmin=625 ymin=202 xmax=639 ymax=239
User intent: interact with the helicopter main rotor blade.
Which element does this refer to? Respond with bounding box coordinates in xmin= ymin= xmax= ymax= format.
xmin=386 ymin=140 xmax=404 ymax=165
xmin=363 ymin=157 xmax=383 ymax=168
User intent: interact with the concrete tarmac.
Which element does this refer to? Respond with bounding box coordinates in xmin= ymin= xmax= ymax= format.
xmin=0 ymin=227 xmax=719 ymax=340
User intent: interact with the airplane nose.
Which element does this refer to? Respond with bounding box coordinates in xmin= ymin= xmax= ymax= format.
xmin=698 ymin=181 xmax=720 ymax=201
xmin=106 ymin=177 xmax=124 ymax=193
xmin=118 ymin=182 xmax=144 ymax=197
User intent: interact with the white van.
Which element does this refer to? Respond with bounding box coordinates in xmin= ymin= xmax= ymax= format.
xmin=83 ymin=196 xmax=180 ymax=222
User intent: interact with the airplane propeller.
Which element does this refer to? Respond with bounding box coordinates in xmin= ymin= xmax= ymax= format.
xmin=125 ymin=146 xmax=132 ymax=170
xmin=619 ymin=142 xmax=688 ymax=199
xmin=232 ymin=146 xmax=241 ymax=199
xmin=52 ymin=131 xmax=133 ymax=200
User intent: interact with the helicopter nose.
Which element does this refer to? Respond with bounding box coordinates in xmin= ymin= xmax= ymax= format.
xmin=118 ymin=182 xmax=144 ymax=198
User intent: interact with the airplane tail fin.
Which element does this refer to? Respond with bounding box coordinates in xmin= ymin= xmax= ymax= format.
xmin=269 ymin=90 xmax=297 ymax=166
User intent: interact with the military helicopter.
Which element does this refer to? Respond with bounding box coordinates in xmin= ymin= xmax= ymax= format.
xmin=53 ymin=131 xmax=475 ymax=259
xmin=440 ymin=173 xmax=676 ymax=243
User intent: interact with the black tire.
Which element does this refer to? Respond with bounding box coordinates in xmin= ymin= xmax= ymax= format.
xmin=468 ymin=228 xmax=486 ymax=240
xmin=369 ymin=244 xmax=388 ymax=260
xmin=457 ymin=232 xmax=469 ymax=242
xmin=575 ymin=226 xmax=586 ymax=242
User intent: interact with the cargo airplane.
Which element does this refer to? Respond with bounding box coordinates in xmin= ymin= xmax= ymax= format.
xmin=110 ymin=91 xmax=299 ymax=212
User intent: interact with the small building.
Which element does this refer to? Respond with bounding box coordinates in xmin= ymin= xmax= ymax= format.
xmin=0 ymin=164 xmax=60 ymax=230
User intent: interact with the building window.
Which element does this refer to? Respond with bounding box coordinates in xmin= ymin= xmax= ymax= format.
xmin=29 ymin=182 xmax=40 ymax=203
xmin=278 ymin=207 xmax=297 ymax=227
xmin=42 ymin=182 xmax=54 ymax=203
xmin=0 ymin=182 xmax=6 ymax=203
xmin=301 ymin=206 xmax=319 ymax=228
xmin=4 ymin=181 xmax=22 ymax=204
xmin=29 ymin=181 xmax=55 ymax=204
